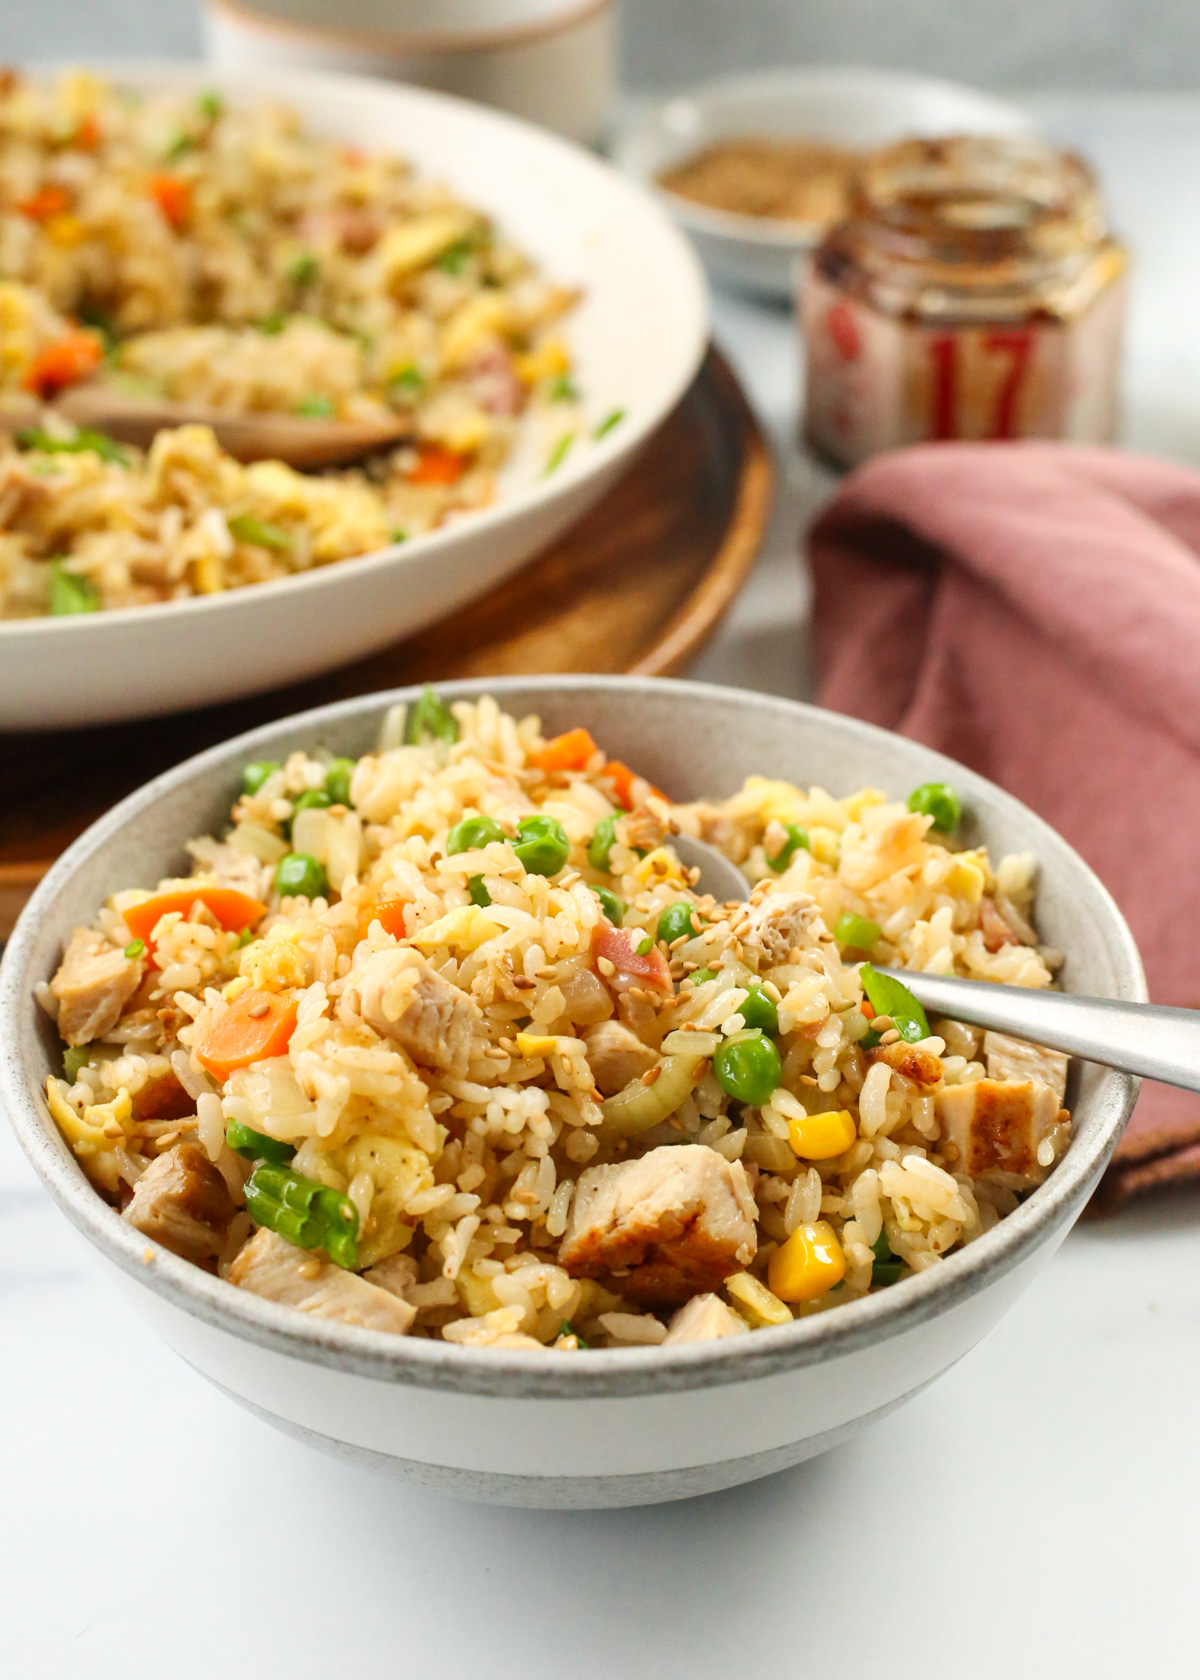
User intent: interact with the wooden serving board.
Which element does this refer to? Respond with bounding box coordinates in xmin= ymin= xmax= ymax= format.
xmin=0 ymin=345 xmax=772 ymax=936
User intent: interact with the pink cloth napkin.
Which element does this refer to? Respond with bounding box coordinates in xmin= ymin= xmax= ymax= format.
xmin=808 ymin=441 xmax=1200 ymax=1210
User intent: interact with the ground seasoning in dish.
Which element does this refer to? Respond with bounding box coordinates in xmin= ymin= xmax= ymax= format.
xmin=802 ymin=134 xmax=1128 ymax=467
xmin=658 ymin=138 xmax=862 ymax=226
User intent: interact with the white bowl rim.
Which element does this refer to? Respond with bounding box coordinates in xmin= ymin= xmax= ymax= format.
xmin=614 ymin=64 xmax=1034 ymax=254
xmin=0 ymin=674 xmax=1143 ymax=1400
xmin=0 ymin=60 xmax=708 ymax=642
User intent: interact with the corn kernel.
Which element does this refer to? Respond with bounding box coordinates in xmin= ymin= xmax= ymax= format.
xmin=193 ymin=552 xmax=226 ymax=594
xmin=945 ymin=849 xmax=987 ymax=905
xmin=768 ymin=1221 xmax=846 ymax=1303
xmin=514 ymin=337 xmax=570 ymax=385
xmin=44 ymin=213 xmax=86 ymax=248
xmin=725 ymin=1270 xmax=792 ymax=1328
xmin=516 ymin=1032 xmax=558 ymax=1058
xmin=787 ymin=1108 xmax=857 ymax=1161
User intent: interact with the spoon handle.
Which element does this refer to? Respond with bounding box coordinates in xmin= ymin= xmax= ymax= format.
xmin=877 ymin=967 xmax=1197 ymax=1092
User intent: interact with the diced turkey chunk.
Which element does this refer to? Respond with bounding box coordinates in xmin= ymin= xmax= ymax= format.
xmin=559 ymin=1144 xmax=758 ymax=1306
xmin=983 ymin=1031 xmax=1068 ymax=1106
xmin=582 ymin=1021 xmax=658 ymax=1096
xmin=664 ymin=1292 xmax=748 ymax=1344
xmin=742 ymin=891 xmax=821 ymax=966
xmin=229 ymin=1228 xmax=416 ymax=1333
xmin=936 ymin=1078 xmax=1062 ymax=1187
xmin=49 ymin=926 xmax=142 ymax=1046
xmin=123 ymin=1140 xmax=236 ymax=1265
xmin=343 ymin=946 xmax=483 ymax=1071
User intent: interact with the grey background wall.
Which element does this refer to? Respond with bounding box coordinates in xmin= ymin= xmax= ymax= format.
xmin=0 ymin=0 xmax=1197 ymax=90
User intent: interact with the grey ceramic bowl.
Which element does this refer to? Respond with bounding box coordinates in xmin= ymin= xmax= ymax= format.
xmin=0 ymin=677 xmax=1144 ymax=1508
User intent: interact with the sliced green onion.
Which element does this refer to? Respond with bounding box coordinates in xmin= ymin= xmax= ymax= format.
xmin=404 ymin=685 xmax=458 ymax=746
xmin=388 ymin=364 xmax=425 ymax=394
xmin=768 ymin=823 xmax=810 ymax=872
xmin=548 ymin=374 xmax=578 ymax=401
xmin=228 ymin=514 xmax=291 ymax=551
xmin=389 ymin=528 xmax=408 ymax=544
xmin=543 ymin=432 xmax=574 ymax=476
xmin=559 ymin=1319 xmax=588 ymax=1347
xmin=48 ymin=560 xmax=99 ymax=615
xmin=435 ymin=238 xmax=472 ymax=274
xmin=197 ymin=91 xmax=224 ymax=120
xmin=244 ymin=1160 xmax=358 ymax=1268
xmin=164 ymin=132 xmax=195 ymax=160
xmin=287 ymin=251 xmax=319 ymax=288
xmin=18 ymin=426 xmax=129 ymax=465
xmin=860 ymin=963 xmax=931 ymax=1045
xmin=593 ymin=408 xmax=625 ymax=439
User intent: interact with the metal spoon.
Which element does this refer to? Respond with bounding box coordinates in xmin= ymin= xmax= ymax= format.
xmin=676 ymin=832 xmax=1194 ymax=1094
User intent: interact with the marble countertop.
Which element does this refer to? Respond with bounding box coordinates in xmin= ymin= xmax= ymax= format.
xmin=5 ymin=94 xmax=1200 ymax=1678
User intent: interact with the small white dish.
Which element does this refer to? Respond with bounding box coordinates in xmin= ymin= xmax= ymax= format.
xmin=0 ymin=62 xmax=707 ymax=729
xmin=612 ymin=66 xmax=1033 ymax=300
xmin=0 ymin=676 xmax=1143 ymax=1508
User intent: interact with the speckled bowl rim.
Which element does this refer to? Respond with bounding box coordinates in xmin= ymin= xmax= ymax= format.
xmin=0 ymin=676 xmax=1144 ymax=1400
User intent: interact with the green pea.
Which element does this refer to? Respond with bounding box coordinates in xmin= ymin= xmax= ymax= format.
xmin=588 ymin=812 xmax=619 ymax=872
xmin=446 ymin=814 xmax=506 ymax=855
xmin=513 ymin=815 xmax=570 ymax=877
xmin=713 ymin=1032 xmax=782 ymax=1107
xmin=274 ymin=852 xmax=328 ymax=900
xmin=124 ymin=939 xmax=145 ymax=960
xmin=738 ymin=981 xmax=778 ymax=1036
xmin=467 ymin=875 xmax=492 ymax=907
xmin=324 ymin=757 xmax=356 ymax=807
xmin=48 ymin=560 xmax=99 ymax=615
xmin=688 ymin=967 xmax=718 ymax=986
xmin=593 ymin=885 xmax=625 ymax=924
xmin=768 ymin=823 xmax=810 ymax=872
xmin=241 ymin=760 xmax=280 ymax=797
xmin=404 ymin=685 xmax=458 ymax=746
xmin=656 ymin=900 xmax=701 ymax=946
xmin=290 ymin=788 xmax=332 ymax=825
xmin=907 ymin=781 xmax=962 ymax=833
xmin=834 ymin=912 xmax=882 ymax=953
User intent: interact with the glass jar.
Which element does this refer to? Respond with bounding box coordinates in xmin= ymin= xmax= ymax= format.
xmin=802 ymin=134 xmax=1129 ymax=469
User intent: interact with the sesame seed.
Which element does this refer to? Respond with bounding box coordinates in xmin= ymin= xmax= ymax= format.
xmin=641 ymin=1066 xmax=662 ymax=1086
xmin=247 ymin=999 xmax=271 ymax=1019
xmin=597 ymin=956 xmax=616 ymax=977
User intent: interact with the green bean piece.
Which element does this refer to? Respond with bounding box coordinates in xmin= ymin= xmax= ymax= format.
xmin=48 ymin=560 xmax=99 ymax=615
xmin=513 ymin=815 xmax=570 ymax=877
xmin=738 ymin=980 xmax=778 ymax=1036
xmin=467 ymin=874 xmax=492 ymax=907
xmin=656 ymin=900 xmax=701 ymax=946
xmin=296 ymin=393 xmax=336 ymax=418
xmin=18 ymin=426 xmax=129 ymax=465
xmin=834 ymin=912 xmax=882 ymax=954
xmin=324 ymin=757 xmax=357 ymax=807
xmin=228 ymin=513 xmax=291 ymax=551
xmin=62 ymin=1045 xmax=90 ymax=1082
xmin=446 ymin=814 xmax=506 ymax=855
xmin=713 ymin=1032 xmax=782 ymax=1107
xmin=768 ymin=823 xmax=810 ymax=872
xmin=404 ymin=685 xmax=458 ymax=746
xmin=226 ymin=1120 xmax=296 ymax=1165
xmin=593 ymin=408 xmax=625 ymax=439
xmin=593 ymin=885 xmax=625 ymax=924
xmin=588 ymin=813 xmax=620 ymax=872
xmin=906 ymin=781 xmax=962 ymax=834
xmin=244 ymin=1161 xmax=358 ymax=1268
xmin=860 ymin=963 xmax=931 ymax=1045
xmin=124 ymin=939 xmax=145 ymax=960
xmin=274 ymin=852 xmax=328 ymax=900
xmin=241 ymin=759 xmax=281 ymax=797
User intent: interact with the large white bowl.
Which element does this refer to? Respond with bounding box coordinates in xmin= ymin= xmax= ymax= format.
xmin=613 ymin=67 xmax=1032 ymax=301
xmin=0 ymin=677 xmax=1144 ymax=1507
xmin=0 ymin=66 xmax=707 ymax=730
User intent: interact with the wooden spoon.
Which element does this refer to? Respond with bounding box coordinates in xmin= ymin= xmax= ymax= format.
xmin=53 ymin=385 xmax=411 ymax=467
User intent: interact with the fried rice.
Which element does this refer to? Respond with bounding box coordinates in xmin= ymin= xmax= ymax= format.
xmin=38 ymin=695 xmax=1072 ymax=1351
xmin=0 ymin=68 xmax=582 ymax=602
